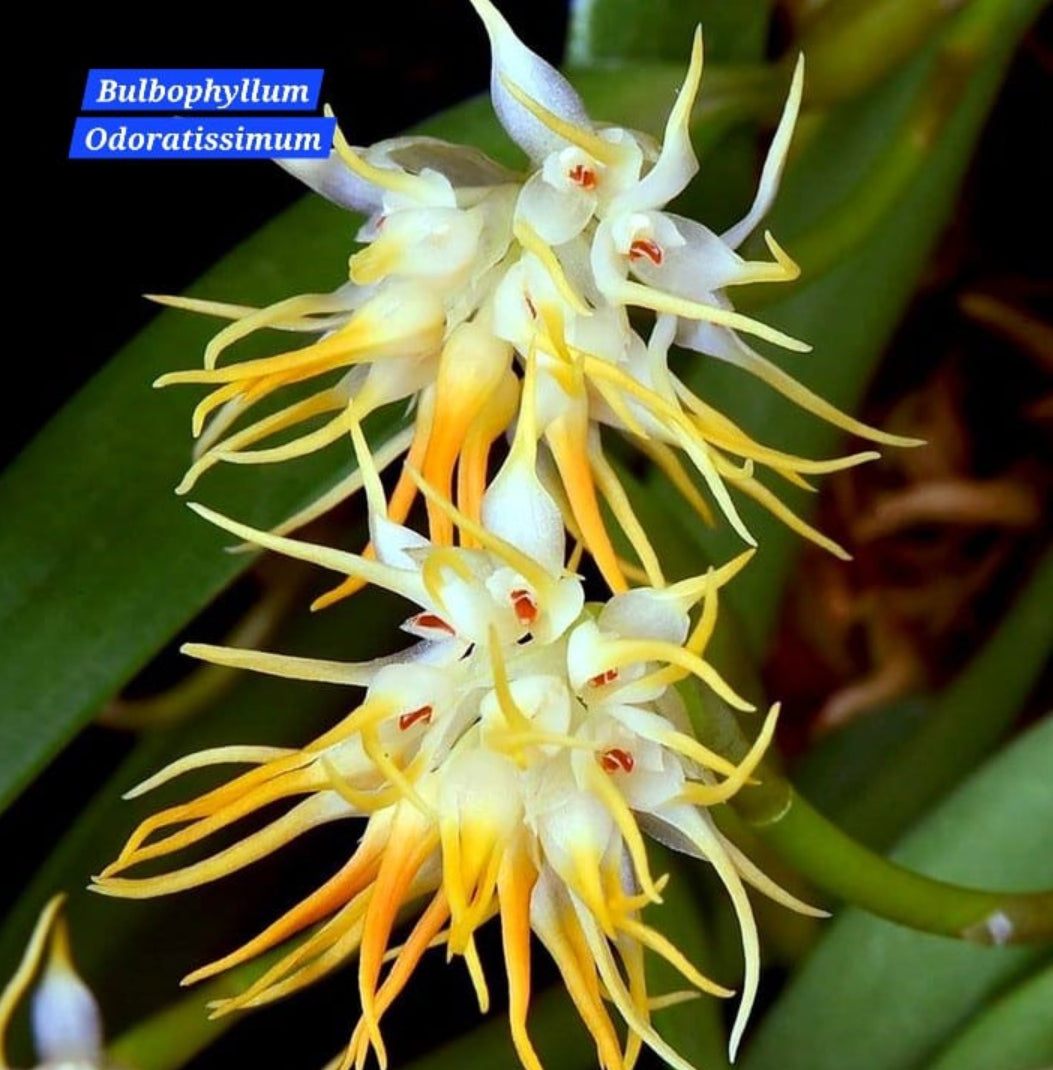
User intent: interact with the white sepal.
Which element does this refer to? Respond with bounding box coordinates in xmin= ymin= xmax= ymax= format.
xmin=469 ymin=0 xmax=592 ymax=161
xmin=721 ymin=53 xmax=804 ymax=249
xmin=609 ymin=27 xmax=703 ymax=217
xmin=276 ymin=153 xmax=382 ymax=214
xmin=483 ymin=449 xmax=566 ymax=575
xmin=598 ymin=589 xmax=690 ymax=646
xmin=371 ymin=513 xmax=432 ymax=571
xmin=628 ymin=213 xmax=748 ymax=297
xmin=516 ymin=168 xmax=596 ymax=246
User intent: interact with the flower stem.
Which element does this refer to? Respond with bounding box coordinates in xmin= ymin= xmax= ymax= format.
xmin=739 ymin=787 xmax=1053 ymax=946
xmin=686 ymin=688 xmax=1053 ymax=946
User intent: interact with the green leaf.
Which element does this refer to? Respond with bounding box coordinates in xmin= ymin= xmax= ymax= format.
xmin=663 ymin=0 xmax=1045 ymax=653
xmin=0 ymin=192 xmax=380 ymax=816
xmin=740 ymin=717 xmax=1053 ymax=1070
xmin=567 ymin=0 xmax=772 ymax=66
xmin=798 ymin=0 xmax=969 ymax=105
xmin=923 ymin=960 xmax=1053 ymax=1070
xmin=106 ymin=948 xmax=287 ymax=1070
xmin=791 ymin=698 xmax=928 ymax=816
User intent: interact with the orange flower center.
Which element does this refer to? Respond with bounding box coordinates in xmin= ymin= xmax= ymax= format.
xmin=567 ymin=163 xmax=597 ymax=190
xmin=398 ymin=705 xmax=434 ymax=731
xmin=510 ymin=588 xmax=539 ymax=625
xmin=599 ymin=747 xmax=635 ymax=773
xmin=629 ymin=239 xmax=663 ymax=265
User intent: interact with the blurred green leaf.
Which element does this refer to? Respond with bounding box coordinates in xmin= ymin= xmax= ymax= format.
xmin=798 ymin=0 xmax=966 ymax=104
xmin=106 ymin=947 xmax=286 ymax=1070
xmin=665 ymin=0 xmax=1044 ymax=653
xmin=924 ymin=960 xmax=1053 ymax=1070
xmin=567 ymin=0 xmax=772 ymax=66
xmin=792 ymin=698 xmax=928 ymax=815
xmin=740 ymin=716 xmax=1053 ymax=1070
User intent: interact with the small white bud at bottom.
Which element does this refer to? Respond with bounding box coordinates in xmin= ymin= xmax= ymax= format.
xmin=31 ymin=971 xmax=103 ymax=1065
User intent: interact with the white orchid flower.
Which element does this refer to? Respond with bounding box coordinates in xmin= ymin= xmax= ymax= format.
xmin=93 ymin=436 xmax=820 ymax=1070
xmin=98 ymin=246 xmax=831 ymax=1060
xmin=153 ymin=0 xmax=916 ymax=594
xmin=472 ymin=2 xmax=916 ymax=575
xmin=151 ymin=121 xmax=523 ymax=550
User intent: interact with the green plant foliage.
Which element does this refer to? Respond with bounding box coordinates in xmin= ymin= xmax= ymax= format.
xmin=567 ymin=0 xmax=772 ymax=67
xmin=741 ymin=718 xmax=1053 ymax=1070
xmin=924 ymin=961 xmax=1053 ymax=1070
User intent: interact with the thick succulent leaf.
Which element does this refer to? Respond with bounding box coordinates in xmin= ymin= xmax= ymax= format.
xmin=798 ymin=0 xmax=970 ymax=105
xmin=923 ymin=960 xmax=1053 ymax=1070
xmin=740 ymin=716 xmax=1053 ymax=1070
xmin=106 ymin=949 xmax=287 ymax=1070
xmin=567 ymin=0 xmax=772 ymax=66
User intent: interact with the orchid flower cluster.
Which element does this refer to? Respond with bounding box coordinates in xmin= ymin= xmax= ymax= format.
xmin=85 ymin=3 xmax=907 ymax=1069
